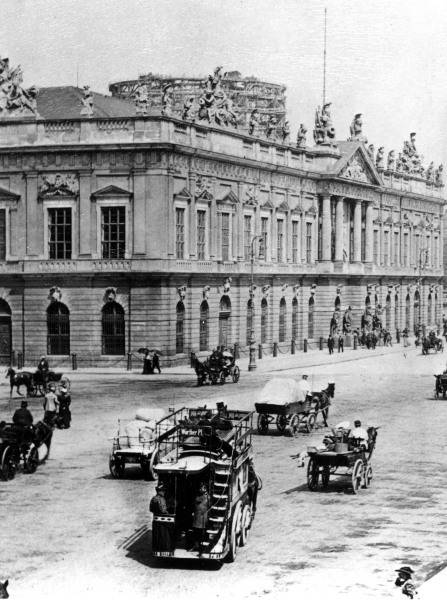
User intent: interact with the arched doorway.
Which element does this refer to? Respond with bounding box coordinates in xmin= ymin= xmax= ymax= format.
xmin=413 ymin=290 xmax=420 ymax=334
xmin=261 ymin=298 xmax=268 ymax=344
xmin=246 ymin=299 xmax=253 ymax=346
xmin=405 ymin=294 xmax=410 ymax=330
xmin=428 ymin=293 xmax=433 ymax=325
xmin=394 ymin=294 xmax=399 ymax=330
xmin=47 ymin=301 xmax=70 ymax=355
xmin=385 ymin=294 xmax=391 ymax=329
xmin=199 ymin=301 xmax=209 ymax=351
xmin=279 ymin=298 xmax=286 ymax=343
xmin=175 ymin=302 xmax=185 ymax=354
xmin=0 ymin=298 xmax=11 ymax=365
xmin=308 ymin=296 xmax=315 ymax=339
xmin=219 ymin=295 xmax=231 ymax=347
xmin=292 ymin=297 xmax=298 ymax=340
xmin=101 ymin=301 xmax=125 ymax=355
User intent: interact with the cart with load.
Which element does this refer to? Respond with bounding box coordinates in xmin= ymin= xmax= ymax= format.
xmin=108 ymin=407 xmax=185 ymax=480
xmin=305 ymin=424 xmax=379 ymax=494
xmin=434 ymin=373 xmax=447 ymax=399
xmin=0 ymin=422 xmax=42 ymax=480
xmin=255 ymin=378 xmax=334 ymax=436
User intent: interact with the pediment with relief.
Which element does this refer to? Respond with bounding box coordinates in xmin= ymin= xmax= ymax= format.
xmin=340 ymin=153 xmax=375 ymax=183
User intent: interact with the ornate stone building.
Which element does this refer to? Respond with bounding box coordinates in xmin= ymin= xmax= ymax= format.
xmin=0 ymin=59 xmax=444 ymax=366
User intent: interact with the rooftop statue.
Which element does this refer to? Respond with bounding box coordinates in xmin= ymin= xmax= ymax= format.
xmin=161 ymin=84 xmax=174 ymax=117
xmin=134 ymin=85 xmax=149 ymax=116
xmin=402 ymin=132 xmax=424 ymax=175
xmin=265 ymin=115 xmax=277 ymax=139
xmin=182 ymin=95 xmax=195 ymax=121
xmin=80 ymin=85 xmax=94 ymax=117
xmin=348 ymin=113 xmax=367 ymax=142
xmin=0 ymin=56 xmax=39 ymax=117
xmin=426 ymin=161 xmax=435 ymax=184
xmin=387 ymin=150 xmax=396 ymax=171
xmin=395 ymin=152 xmax=404 ymax=173
xmin=367 ymin=143 xmax=375 ymax=159
xmin=296 ymin=123 xmax=307 ymax=148
xmin=248 ymin=109 xmax=260 ymax=136
xmin=281 ymin=120 xmax=290 ymax=143
xmin=313 ymin=102 xmax=336 ymax=145
xmin=376 ymin=146 xmax=385 ymax=170
xmin=435 ymin=164 xmax=444 ymax=186
xmin=197 ymin=66 xmax=239 ymax=128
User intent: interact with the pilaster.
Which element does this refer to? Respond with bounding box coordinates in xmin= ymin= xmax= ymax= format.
xmin=335 ymin=196 xmax=344 ymax=261
xmin=353 ymin=199 xmax=362 ymax=262
xmin=321 ymin=194 xmax=332 ymax=261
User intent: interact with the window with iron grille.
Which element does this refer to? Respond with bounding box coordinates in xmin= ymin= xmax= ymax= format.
xmin=373 ymin=230 xmax=379 ymax=264
xmin=405 ymin=295 xmax=410 ymax=329
xmin=101 ymin=207 xmax=125 ymax=259
xmin=428 ymin=294 xmax=433 ymax=322
xmin=279 ymin=298 xmax=286 ymax=342
xmin=292 ymin=221 xmax=298 ymax=263
xmin=175 ymin=208 xmax=185 ymax=259
xmin=176 ymin=302 xmax=185 ymax=353
xmin=197 ymin=210 xmax=206 ymax=260
xmin=385 ymin=295 xmax=391 ymax=328
xmin=292 ymin=297 xmax=298 ymax=340
xmin=261 ymin=217 xmax=269 ymax=259
xmin=101 ymin=301 xmax=125 ymax=355
xmin=308 ymin=296 xmax=315 ymax=338
xmin=277 ymin=219 xmax=284 ymax=262
xmin=261 ymin=298 xmax=268 ymax=344
xmin=317 ymin=197 xmax=323 ymax=261
xmin=306 ymin=222 xmax=312 ymax=262
xmin=246 ymin=299 xmax=253 ymax=346
xmin=221 ymin=213 xmax=230 ymax=261
xmin=199 ymin=301 xmax=209 ymax=351
xmin=395 ymin=295 xmax=399 ymax=329
xmin=244 ymin=215 xmax=252 ymax=261
xmin=47 ymin=301 xmax=70 ymax=355
xmin=48 ymin=208 xmax=72 ymax=259
xmin=0 ymin=209 xmax=5 ymax=260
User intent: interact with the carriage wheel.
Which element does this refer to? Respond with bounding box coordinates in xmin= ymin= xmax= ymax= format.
xmin=257 ymin=414 xmax=269 ymax=434
xmin=232 ymin=366 xmax=240 ymax=383
xmin=148 ymin=450 xmax=159 ymax=480
xmin=226 ymin=502 xmax=242 ymax=562
xmin=24 ymin=446 xmax=39 ymax=474
xmin=219 ymin=371 xmax=226 ymax=385
xmin=351 ymin=459 xmax=364 ymax=494
xmin=305 ymin=413 xmax=316 ymax=433
xmin=363 ymin=465 xmax=373 ymax=488
xmin=1 ymin=446 xmax=17 ymax=481
xmin=307 ymin=457 xmax=319 ymax=491
xmin=109 ymin=453 xmax=125 ymax=478
xmin=321 ymin=465 xmax=330 ymax=488
xmin=288 ymin=414 xmax=300 ymax=437
xmin=28 ymin=384 xmax=38 ymax=398
xmin=240 ymin=504 xmax=252 ymax=547
xmin=276 ymin=414 xmax=288 ymax=434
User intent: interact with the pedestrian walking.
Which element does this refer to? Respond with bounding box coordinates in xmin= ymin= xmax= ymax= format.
xmin=43 ymin=383 xmax=59 ymax=425
xmin=142 ymin=349 xmax=153 ymax=374
xmin=327 ymin=335 xmax=334 ymax=355
xmin=152 ymin=351 xmax=161 ymax=374
xmin=338 ymin=335 xmax=344 ymax=353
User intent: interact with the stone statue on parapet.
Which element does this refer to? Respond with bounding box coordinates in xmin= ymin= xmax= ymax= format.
xmin=281 ymin=120 xmax=290 ymax=143
xmin=296 ymin=123 xmax=307 ymax=148
xmin=0 ymin=56 xmax=39 ymax=117
xmin=182 ymin=95 xmax=195 ymax=121
xmin=367 ymin=144 xmax=375 ymax=159
xmin=161 ymin=84 xmax=174 ymax=117
xmin=435 ymin=164 xmax=444 ymax=186
xmin=401 ymin=132 xmax=425 ymax=175
xmin=215 ymin=92 xmax=238 ymax=128
xmin=313 ymin=102 xmax=336 ymax=145
xmin=348 ymin=113 xmax=367 ymax=142
xmin=80 ymin=85 xmax=94 ymax=117
xmin=387 ymin=150 xmax=396 ymax=171
xmin=197 ymin=66 xmax=238 ymax=129
xmin=248 ymin=109 xmax=260 ymax=136
xmin=395 ymin=152 xmax=404 ymax=173
xmin=426 ymin=161 xmax=435 ymax=183
xmin=376 ymin=147 xmax=385 ymax=170
xmin=134 ymin=85 xmax=149 ymax=116
xmin=265 ymin=115 xmax=277 ymax=139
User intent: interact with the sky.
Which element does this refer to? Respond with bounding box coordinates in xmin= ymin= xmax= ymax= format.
xmin=2 ymin=0 xmax=447 ymax=168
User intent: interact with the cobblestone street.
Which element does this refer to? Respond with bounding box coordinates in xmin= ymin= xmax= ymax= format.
xmin=1 ymin=345 xmax=447 ymax=599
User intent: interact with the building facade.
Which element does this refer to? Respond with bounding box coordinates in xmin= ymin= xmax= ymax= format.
xmin=0 ymin=63 xmax=444 ymax=367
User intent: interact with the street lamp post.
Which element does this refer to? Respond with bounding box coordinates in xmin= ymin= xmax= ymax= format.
xmin=248 ymin=234 xmax=264 ymax=371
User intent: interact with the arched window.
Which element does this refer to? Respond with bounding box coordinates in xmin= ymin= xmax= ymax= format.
xmin=0 ymin=298 xmax=12 ymax=365
xmin=246 ymin=299 xmax=253 ymax=346
xmin=219 ymin=295 xmax=231 ymax=347
xmin=176 ymin=302 xmax=185 ymax=354
xmin=261 ymin=298 xmax=268 ymax=344
xmin=413 ymin=291 xmax=420 ymax=334
xmin=102 ymin=301 xmax=124 ymax=355
xmin=435 ymin=293 xmax=439 ymax=324
xmin=292 ymin=297 xmax=298 ymax=340
xmin=47 ymin=301 xmax=70 ymax=355
xmin=405 ymin=294 xmax=410 ymax=330
xmin=308 ymin=296 xmax=315 ymax=339
xmin=428 ymin=293 xmax=433 ymax=325
xmin=199 ymin=301 xmax=209 ymax=352
xmin=385 ymin=294 xmax=391 ymax=329
xmin=279 ymin=298 xmax=286 ymax=343
xmin=394 ymin=294 xmax=399 ymax=330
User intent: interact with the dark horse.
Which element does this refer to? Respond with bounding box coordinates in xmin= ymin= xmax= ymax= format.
xmin=5 ymin=367 xmax=33 ymax=397
xmin=190 ymin=353 xmax=209 ymax=386
xmin=0 ymin=580 xmax=8 ymax=599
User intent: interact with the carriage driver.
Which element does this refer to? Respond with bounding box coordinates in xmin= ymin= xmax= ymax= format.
xmin=297 ymin=374 xmax=312 ymax=402
xmin=12 ymin=400 xmax=34 ymax=444
xmin=349 ymin=420 xmax=369 ymax=449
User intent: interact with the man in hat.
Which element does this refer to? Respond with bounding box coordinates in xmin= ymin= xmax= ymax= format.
xmin=57 ymin=383 xmax=71 ymax=429
xmin=150 ymin=483 xmax=169 ymax=516
xmin=13 ymin=400 xmax=33 ymax=428
xmin=298 ymin=374 xmax=312 ymax=402
xmin=37 ymin=355 xmax=50 ymax=388
xmin=43 ymin=382 xmax=59 ymax=425
xmin=350 ymin=420 xmax=369 ymax=449
xmin=190 ymin=482 xmax=209 ymax=552
xmin=150 ymin=483 xmax=175 ymax=553
xmin=394 ymin=566 xmax=416 ymax=598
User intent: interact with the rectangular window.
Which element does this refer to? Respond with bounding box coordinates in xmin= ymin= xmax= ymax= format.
xmin=277 ymin=219 xmax=284 ymax=262
xmin=48 ymin=208 xmax=72 ymax=259
xmin=175 ymin=207 xmax=185 ymax=259
xmin=317 ymin=197 xmax=323 ymax=261
xmin=101 ymin=206 xmax=125 ymax=259
xmin=261 ymin=217 xmax=269 ymax=259
xmin=221 ymin=213 xmax=230 ymax=261
xmin=403 ymin=232 xmax=409 ymax=266
xmin=349 ymin=204 xmax=355 ymax=262
xmin=197 ymin=210 xmax=206 ymax=260
xmin=361 ymin=204 xmax=366 ymax=262
xmin=373 ymin=230 xmax=379 ymax=264
xmin=244 ymin=215 xmax=252 ymax=261
xmin=0 ymin=209 xmax=5 ymax=260
xmin=292 ymin=221 xmax=299 ymax=263
xmin=306 ymin=222 xmax=312 ymax=263
xmin=383 ymin=230 xmax=389 ymax=265
xmin=393 ymin=231 xmax=400 ymax=266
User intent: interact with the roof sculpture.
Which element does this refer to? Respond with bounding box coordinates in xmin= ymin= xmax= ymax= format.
xmin=0 ymin=56 xmax=38 ymax=118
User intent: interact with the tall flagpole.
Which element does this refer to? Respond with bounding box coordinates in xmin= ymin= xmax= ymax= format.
xmin=323 ymin=7 xmax=327 ymax=107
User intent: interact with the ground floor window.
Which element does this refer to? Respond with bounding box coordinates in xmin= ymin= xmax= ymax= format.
xmin=308 ymin=296 xmax=315 ymax=338
xmin=47 ymin=301 xmax=70 ymax=355
xmin=292 ymin=297 xmax=298 ymax=340
xmin=279 ymin=298 xmax=286 ymax=342
xmin=246 ymin=300 xmax=253 ymax=346
xmin=219 ymin=295 xmax=231 ymax=348
xmin=199 ymin=301 xmax=209 ymax=351
xmin=102 ymin=301 xmax=125 ymax=355
xmin=176 ymin=302 xmax=185 ymax=354
xmin=261 ymin=298 xmax=268 ymax=344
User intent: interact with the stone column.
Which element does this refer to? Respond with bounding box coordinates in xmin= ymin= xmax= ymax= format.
xmin=301 ymin=214 xmax=307 ymax=263
xmin=335 ymin=196 xmax=344 ymax=261
xmin=286 ymin=190 xmax=292 ymax=262
xmin=321 ymin=194 xmax=332 ymax=261
xmin=188 ymin=172 xmax=197 ymax=259
xmin=353 ymin=200 xmax=362 ymax=262
xmin=25 ymin=172 xmax=39 ymax=256
xmin=132 ymin=169 xmax=146 ymax=255
xmin=209 ymin=177 xmax=217 ymax=259
xmin=166 ymin=170 xmax=175 ymax=257
xmin=365 ymin=201 xmax=374 ymax=262
xmin=236 ymin=182 xmax=244 ymax=260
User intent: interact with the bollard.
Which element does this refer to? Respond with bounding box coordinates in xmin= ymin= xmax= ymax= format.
xmin=291 ymin=339 xmax=296 ymax=355
xmin=17 ymin=352 xmax=23 ymax=370
xmin=303 ymin=338 xmax=308 ymax=353
xmin=71 ymin=353 xmax=78 ymax=371
xmin=396 ymin=329 xmax=400 ymax=344
xmin=233 ymin=342 xmax=240 ymax=359
xmin=190 ymin=351 xmax=196 ymax=367
xmin=319 ymin=336 xmax=323 ymax=351
xmin=127 ymin=352 xmax=132 ymax=371
xmin=258 ymin=344 xmax=263 ymax=359
xmin=273 ymin=342 xmax=278 ymax=357
xmin=353 ymin=336 xmax=358 ymax=350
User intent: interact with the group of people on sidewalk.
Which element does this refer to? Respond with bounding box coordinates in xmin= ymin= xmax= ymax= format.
xmin=142 ymin=350 xmax=161 ymax=375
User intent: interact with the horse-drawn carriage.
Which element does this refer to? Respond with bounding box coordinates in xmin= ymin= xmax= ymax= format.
xmin=192 ymin=351 xmax=240 ymax=386
xmin=6 ymin=367 xmax=66 ymax=397
xmin=0 ymin=420 xmax=53 ymax=481
xmin=434 ymin=373 xmax=447 ymax=399
xmin=255 ymin=378 xmax=334 ymax=436
xmin=304 ymin=424 xmax=379 ymax=494
xmin=421 ymin=333 xmax=444 ymax=355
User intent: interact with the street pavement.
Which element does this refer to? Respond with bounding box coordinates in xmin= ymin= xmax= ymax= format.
xmin=1 ymin=341 xmax=446 ymax=600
